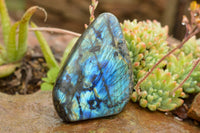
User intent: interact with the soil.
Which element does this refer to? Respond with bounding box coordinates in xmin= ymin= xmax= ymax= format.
xmin=0 ymin=46 xmax=48 ymax=95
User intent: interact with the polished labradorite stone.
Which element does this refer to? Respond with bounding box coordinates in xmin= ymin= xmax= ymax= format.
xmin=53 ymin=13 xmax=132 ymax=122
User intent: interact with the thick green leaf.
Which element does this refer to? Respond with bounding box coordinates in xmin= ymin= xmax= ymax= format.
xmin=16 ymin=6 xmax=44 ymax=61
xmin=0 ymin=44 xmax=6 ymax=65
xmin=6 ymin=21 xmax=20 ymax=62
xmin=47 ymin=67 xmax=59 ymax=83
xmin=0 ymin=0 xmax=11 ymax=45
xmin=0 ymin=63 xmax=20 ymax=78
xmin=31 ymin=22 xmax=59 ymax=69
xmin=0 ymin=56 xmax=4 ymax=65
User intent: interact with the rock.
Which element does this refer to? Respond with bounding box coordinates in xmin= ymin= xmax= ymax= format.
xmin=53 ymin=13 xmax=132 ymax=122
xmin=0 ymin=91 xmax=200 ymax=133
xmin=172 ymin=105 xmax=188 ymax=119
xmin=188 ymin=93 xmax=200 ymax=122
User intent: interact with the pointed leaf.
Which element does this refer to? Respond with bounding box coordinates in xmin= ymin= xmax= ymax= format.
xmin=0 ymin=0 xmax=11 ymax=45
xmin=7 ymin=21 xmax=20 ymax=62
xmin=31 ymin=22 xmax=59 ymax=69
xmin=16 ymin=6 xmax=45 ymax=61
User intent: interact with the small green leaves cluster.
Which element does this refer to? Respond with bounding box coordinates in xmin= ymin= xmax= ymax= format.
xmin=122 ymin=18 xmax=200 ymax=111
xmin=132 ymin=68 xmax=186 ymax=111
xmin=167 ymin=38 xmax=200 ymax=93
xmin=41 ymin=67 xmax=59 ymax=91
xmin=121 ymin=20 xmax=169 ymax=84
xmin=177 ymin=36 xmax=200 ymax=58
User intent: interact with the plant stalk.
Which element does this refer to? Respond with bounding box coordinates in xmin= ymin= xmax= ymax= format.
xmin=29 ymin=27 xmax=81 ymax=37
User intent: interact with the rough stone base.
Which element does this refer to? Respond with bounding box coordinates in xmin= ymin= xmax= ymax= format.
xmin=0 ymin=91 xmax=199 ymax=133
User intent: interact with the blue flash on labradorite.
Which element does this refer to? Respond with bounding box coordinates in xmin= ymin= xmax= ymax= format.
xmin=53 ymin=13 xmax=132 ymax=122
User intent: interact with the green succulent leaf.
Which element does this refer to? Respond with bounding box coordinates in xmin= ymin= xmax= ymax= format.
xmin=41 ymin=82 xmax=54 ymax=91
xmin=167 ymin=51 xmax=200 ymax=94
xmin=31 ymin=22 xmax=59 ymax=69
xmin=132 ymin=68 xmax=185 ymax=112
xmin=41 ymin=67 xmax=59 ymax=91
xmin=6 ymin=21 xmax=20 ymax=62
xmin=0 ymin=44 xmax=6 ymax=65
xmin=42 ymin=67 xmax=59 ymax=83
xmin=0 ymin=63 xmax=20 ymax=78
xmin=0 ymin=0 xmax=11 ymax=46
xmin=16 ymin=6 xmax=45 ymax=61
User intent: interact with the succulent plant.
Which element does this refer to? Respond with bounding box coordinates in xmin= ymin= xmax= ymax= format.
xmin=181 ymin=37 xmax=200 ymax=58
xmin=121 ymin=19 xmax=200 ymax=111
xmin=131 ymin=68 xmax=186 ymax=111
xmin=167 ymin=36 xmax=200 ymax=94
xmin=121 ymin=20 xmax=169 ymax=84
xmin=171 ymin=36 xmax=200 ymax=58
xmin=166 ymin=51 xmax=200 ymax=94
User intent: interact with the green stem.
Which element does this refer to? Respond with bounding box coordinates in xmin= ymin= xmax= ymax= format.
xmin=0 ymin=0 xmax=11 ymax=46
xmin=31 ymin=22 xmax=59 ymax=69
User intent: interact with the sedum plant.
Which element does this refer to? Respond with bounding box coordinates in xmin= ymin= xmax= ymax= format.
xmin=129 ymin=1 xmax=200 ymax=111
xmin=0 ymin=0 xmax=44 ymax=77
xmin=179 ymin=36 xmax=200 ymax=58
xmin=121 ymin=20 xmax=188 ymax=111
xmin=121 ymin=20 xmax=169 ymax=84
xmin=171 ymin=36 xmax=200 ymax=58
xmin=131 ymin=68 xmax=186 ymax=111
xmin=167 ymin=52 xmax=200 ymax=93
